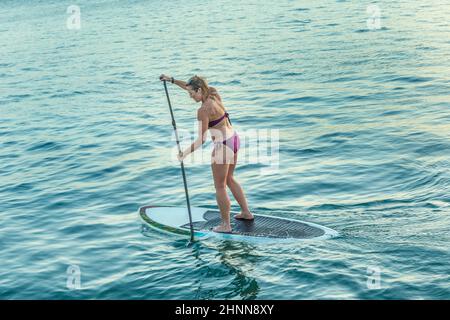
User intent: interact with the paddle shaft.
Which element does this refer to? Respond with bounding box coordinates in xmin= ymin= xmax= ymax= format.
xmin=162 ymin=80 xmax=195 ymax=242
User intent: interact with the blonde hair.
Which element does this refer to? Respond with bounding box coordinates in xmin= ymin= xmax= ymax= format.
xmin=186 ymin=75 xmax=219 ymax=102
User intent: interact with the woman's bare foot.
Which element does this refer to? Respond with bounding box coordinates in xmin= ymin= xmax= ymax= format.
xmin=234 ymin=211 xmax=254 ymax=220
xmin=212 ymin=224 xmax=232 ymax=233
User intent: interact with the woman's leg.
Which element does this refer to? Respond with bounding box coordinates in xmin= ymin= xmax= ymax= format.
xmin=211 ymin=144 xmax=232 ymax=232
xmin=226 ymin=151 xmax=254 ymax=219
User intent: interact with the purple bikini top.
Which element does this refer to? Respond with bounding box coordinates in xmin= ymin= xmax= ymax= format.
xmin=208 ymin=112 xmax=231 ymax=128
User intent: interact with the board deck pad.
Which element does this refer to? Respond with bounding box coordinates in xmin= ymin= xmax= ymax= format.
xmin=181 ymin=210 xmax=325 ymax=239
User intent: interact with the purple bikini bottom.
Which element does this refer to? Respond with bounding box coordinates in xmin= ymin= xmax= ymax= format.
xmin=214 ymin=131 xmax=240 ymax=154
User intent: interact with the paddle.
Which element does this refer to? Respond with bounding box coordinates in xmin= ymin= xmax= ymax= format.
xmin=161 ymin=79 xmax=195 ymax=243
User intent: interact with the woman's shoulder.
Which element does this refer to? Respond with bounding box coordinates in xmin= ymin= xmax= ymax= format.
xmin=197 ymin=105 xmax=210 ymax=116
xmin=197 ymin=105 xmax=206 ymax=113
xmin=196 ymin=106 xmax=209 ymax=121
xmin=201 ymin=97 xmax=216 ymax=111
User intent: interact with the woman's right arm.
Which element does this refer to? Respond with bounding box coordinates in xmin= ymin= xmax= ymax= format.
xmin=159 ymin=74 xmax=188 ymax=91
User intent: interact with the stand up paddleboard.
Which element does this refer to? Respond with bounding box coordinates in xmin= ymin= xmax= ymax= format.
xmin=139 ymin=205 xmax=338 ymax=243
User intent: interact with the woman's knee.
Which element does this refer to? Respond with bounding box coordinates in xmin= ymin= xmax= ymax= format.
xmin=226 ymin=176 xmax=235 ymax=186
xmin=215 ymin=183 xmax=227 ymax=191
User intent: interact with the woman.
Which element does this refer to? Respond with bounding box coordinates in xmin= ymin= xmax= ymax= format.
xmin=159 ymin=74 xmax=254 ymax=233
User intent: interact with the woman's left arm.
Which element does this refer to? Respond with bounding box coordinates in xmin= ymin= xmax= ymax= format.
xmin=180 ymin=108 xmax=209 ymax=160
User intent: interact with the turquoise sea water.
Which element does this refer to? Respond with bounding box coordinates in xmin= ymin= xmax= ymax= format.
xmin=1 ymin=0 xmax=449 ymax=299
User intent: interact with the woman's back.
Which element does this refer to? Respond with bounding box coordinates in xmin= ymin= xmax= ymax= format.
xmin=206 ymin=88 xmax=232 ymax=126
xmin=203 ymin=88 xmax=233 ymax=142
